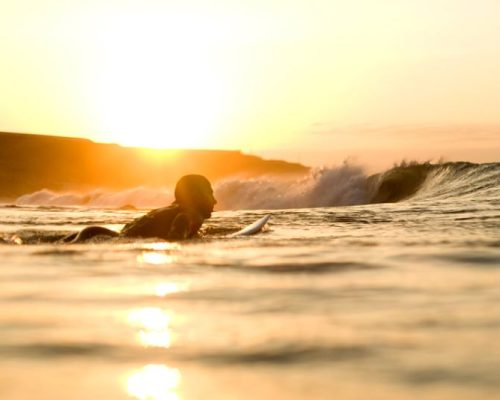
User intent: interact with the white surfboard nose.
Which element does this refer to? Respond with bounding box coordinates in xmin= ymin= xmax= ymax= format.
xmin=230 ymin=214 xmax=271 ymax=237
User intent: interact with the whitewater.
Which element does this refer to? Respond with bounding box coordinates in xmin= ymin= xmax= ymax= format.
xmin=1 ymin=161 xmax=499 ymax=400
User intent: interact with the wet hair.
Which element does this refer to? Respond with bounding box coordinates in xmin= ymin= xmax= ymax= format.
xmin=174 ymin=174 xmax=213 ymax=203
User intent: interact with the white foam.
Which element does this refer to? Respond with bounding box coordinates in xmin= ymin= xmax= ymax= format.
xmin=15 ymin=163 xmax=369 ymax=210
xmin=16 ymin=187 xmax=173 ymax=209
xmin=216 ymin=162 xmax=369 ymax=210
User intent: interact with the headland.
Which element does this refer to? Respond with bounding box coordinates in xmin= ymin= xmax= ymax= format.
xmin=0 ymin=132 xmax=308 ymax=200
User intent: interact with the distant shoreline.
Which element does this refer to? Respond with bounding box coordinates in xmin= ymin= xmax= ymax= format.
xmin=0 ymin=131 xmax=308 ymax=200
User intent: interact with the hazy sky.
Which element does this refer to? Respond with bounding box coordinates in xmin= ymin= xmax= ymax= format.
xmin=0 ymin=0 xmax=499 ymax=169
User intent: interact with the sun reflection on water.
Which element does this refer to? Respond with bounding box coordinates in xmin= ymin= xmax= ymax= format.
xmin=126 ymin=364 xmax=181 ymax=400
xmin=137 ymin=242 xmax=181 ymax=266
xmin=155 ymin=282 xmax=189 ymax=297
xmin=138 ymin=251 xmax=177 ymax=265
xmin=145 ymin=242 xmax=182 ymax=251
xmin=127 ymin=307 xmax=175 ymax=348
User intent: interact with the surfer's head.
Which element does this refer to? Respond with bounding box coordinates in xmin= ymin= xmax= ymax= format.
xmin=174 ymin=174 xmax=217 ymax=218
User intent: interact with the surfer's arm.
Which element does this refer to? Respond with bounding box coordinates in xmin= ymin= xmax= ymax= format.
xmin=61 ymin=226 xmax=119 ymax=243
xmin=169 ymin=213 xmax=192 ymax=240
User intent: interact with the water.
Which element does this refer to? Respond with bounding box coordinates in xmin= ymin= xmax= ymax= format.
xmin=1 ymin=162 xmax=500 ymax=400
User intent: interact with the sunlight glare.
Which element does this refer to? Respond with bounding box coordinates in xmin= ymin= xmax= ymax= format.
xmin=155 ymin=282 xmax=189 ymax=297
xmin=94 ymin=15 xmax=228 ymax=149
xmin=138 ymin=251 xmax=177 ymax=265
xmin=138 ymin=242 xmax=180 ymax=265
xmin=127 ymin=307 xmax=174 ymax=348
xmin=126 ymin=364 xmax=181 ymax=400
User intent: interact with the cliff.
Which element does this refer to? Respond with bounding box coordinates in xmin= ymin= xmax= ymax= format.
xmin=0 ymin=132 xmax=308 ymax=199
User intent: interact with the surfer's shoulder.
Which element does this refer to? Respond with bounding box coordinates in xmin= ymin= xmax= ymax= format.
xmin=120 ymin=203 xmax=182 ymax=239
xmin=147 ymin=203 xmax=180 ymax=217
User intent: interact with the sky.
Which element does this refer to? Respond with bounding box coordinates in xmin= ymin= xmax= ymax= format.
xmin=0 ymin=0 xmax=499 ymax=170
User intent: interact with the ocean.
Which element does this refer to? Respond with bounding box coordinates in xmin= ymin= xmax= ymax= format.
xmin=1 ymin=161 xmax=499 ymax=400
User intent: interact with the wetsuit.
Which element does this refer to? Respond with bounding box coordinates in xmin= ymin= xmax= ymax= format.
xmin=63 ymin=203 xmax=204 ymax=243
xmin=121 ymin=203 xmax=203 ymax=240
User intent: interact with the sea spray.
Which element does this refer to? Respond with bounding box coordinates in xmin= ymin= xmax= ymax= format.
xmin=16 ymin=187 xmax=173 ymax=209
xmin=12 ymin=162 xmax=500 ymax=210
xmin=14 ymin=163 xmax=370 ymax=210
xmin=215 ymin=163 xmax=369 ymax=210
xmin=16 ymin=189 xmax=85 ymax=206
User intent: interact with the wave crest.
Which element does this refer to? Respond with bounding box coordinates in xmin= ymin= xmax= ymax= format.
xmin=216 ymin=163 xmax=368 ymax=210
xmin=16 ymin=187 xmax=173 ymax=208
xmin=13 ymin=162 xmax=500 ymax=210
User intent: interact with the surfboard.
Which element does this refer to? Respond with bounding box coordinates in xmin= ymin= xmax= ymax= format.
xmin=230 ymin=214 xmax=271 ymax=237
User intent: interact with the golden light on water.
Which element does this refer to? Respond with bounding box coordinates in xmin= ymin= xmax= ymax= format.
xmin=138 ymin=251 xmax=177 ymax=265
xmin=126 ymin=364 xmax=181 ymax=400
xmin=155 ymin=282 xmax=189 ymax=297
xmin=138 ymin=243 xmax=180 ymax=266
xmin=127 ymin=307 xmax=175 ymax=349
xmin=137 ymin=330 xmax=172 ymax=349
xmin=145 ymin=242 xmax=182 ymax=252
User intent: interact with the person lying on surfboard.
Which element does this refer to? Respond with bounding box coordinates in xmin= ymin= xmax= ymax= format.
xmin=62 ymin=174 xmax=217 ymax=243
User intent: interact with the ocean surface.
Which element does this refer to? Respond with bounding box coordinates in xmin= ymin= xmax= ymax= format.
xmin=1 ymin=162 xmax=499 ymax=400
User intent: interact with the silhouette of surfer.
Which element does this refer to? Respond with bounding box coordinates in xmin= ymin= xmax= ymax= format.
xmin=62 ymin=174 xmax=216 ymax=243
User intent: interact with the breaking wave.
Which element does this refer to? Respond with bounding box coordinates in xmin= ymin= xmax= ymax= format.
xmin=370 ymin=161 xmax=500 ymax=203
xmin=16 ymin=187 xmax=173 ymax=209
xmin=13 ymin=162 xmax=500 ymax=210
xmin=215 ymin=163 xmax=368 ymax=210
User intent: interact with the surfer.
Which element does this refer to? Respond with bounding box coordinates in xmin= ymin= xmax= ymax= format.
xmin=62 ymin=174 xmax=217 ymax=243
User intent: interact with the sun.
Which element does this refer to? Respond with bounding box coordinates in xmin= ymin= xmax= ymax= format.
xmin=91 ymin=15 xmax=228 ymax=149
